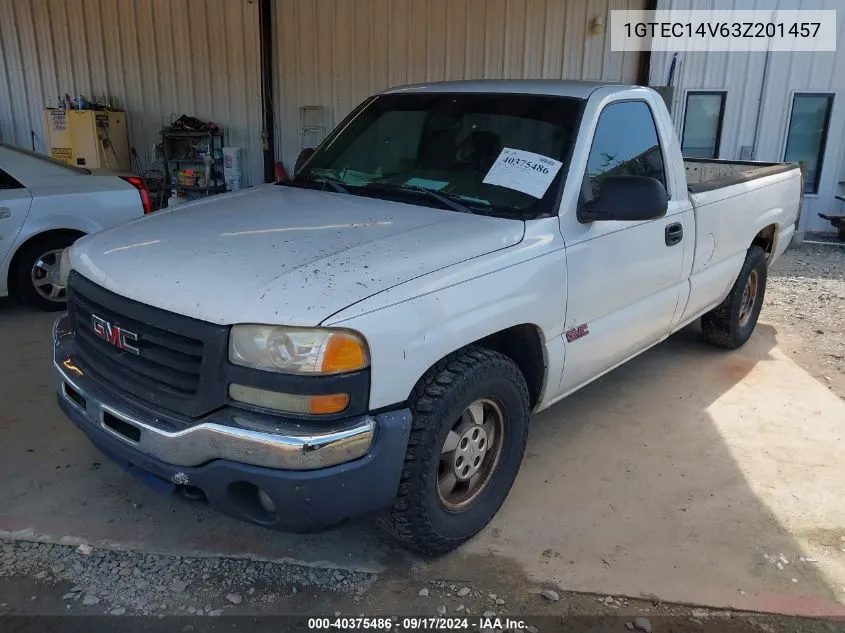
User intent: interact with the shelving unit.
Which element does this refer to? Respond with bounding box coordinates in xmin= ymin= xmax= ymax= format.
xmin=161 ymin=128 xmax=226 ymax=200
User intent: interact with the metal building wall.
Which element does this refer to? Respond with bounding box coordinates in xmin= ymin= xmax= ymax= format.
xmin=650 ymin=0 xmax=845 ymax=232
xmin=274 ymin=0 xmax=647 ymax=171
xmin=0 ymin=0 xmax=263 ymax=186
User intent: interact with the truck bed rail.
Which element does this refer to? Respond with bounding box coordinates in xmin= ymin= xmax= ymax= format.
xmin=685 ymin=158 xmax=799 ymax=194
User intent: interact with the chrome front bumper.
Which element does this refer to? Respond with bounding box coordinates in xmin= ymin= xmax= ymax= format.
xmin=53 ymin=314 xmax=375 ymax=471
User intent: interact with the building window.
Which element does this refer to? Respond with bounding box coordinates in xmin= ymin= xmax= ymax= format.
xmin=681 ymin=91 xmax=726 ymax=159
xmin=784 ymin=93 xmax=834 ymax=194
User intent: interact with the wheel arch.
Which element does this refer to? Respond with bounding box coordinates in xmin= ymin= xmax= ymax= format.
xmin=6 ymin=228 xmax=85 ymax=296
xmin=472 ymin=324 xmax=547 ymax=410
xmin=752 ymin=223 xmax=778 ymax=258
xmin=407 ymin=323 xmax=548 ymax=411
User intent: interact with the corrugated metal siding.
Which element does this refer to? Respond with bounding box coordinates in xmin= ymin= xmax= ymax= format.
xmin=650 ymin=0 xmax=845 ymax=232
xmin=0 ymin=0 xmax=262 ymax=186
xmin=274 ymin=0 xmax=646 ymax=171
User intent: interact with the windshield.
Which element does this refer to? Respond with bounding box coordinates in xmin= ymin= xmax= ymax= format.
xmin=289 ymin=92 xmax=583 ymax=219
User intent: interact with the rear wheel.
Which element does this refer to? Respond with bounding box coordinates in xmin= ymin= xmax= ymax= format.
xmin=15 ymin=234 xmax=77 ymax=311
xmin=377 ymin=346 xmax=529 ymax=555
xmin=701 ymin=245 xmax=768 ymax=349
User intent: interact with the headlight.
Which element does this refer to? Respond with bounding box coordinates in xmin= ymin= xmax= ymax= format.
xmin=228 ymin=325 xmax=369 ymax=375
xmin=58 ymin=248 xmax=71 ymax=287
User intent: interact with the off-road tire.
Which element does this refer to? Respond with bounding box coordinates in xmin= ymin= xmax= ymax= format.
xmin=377 ymin=346 xmax=530 ymax=555
xmin=701 ymin=245 xmax=768 ymax=349
xmin=14 ymin=234 xmax=76 ymax=311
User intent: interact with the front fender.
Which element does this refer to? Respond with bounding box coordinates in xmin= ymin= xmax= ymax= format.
xmin=325 ymin=219 xmax=568 ymax=410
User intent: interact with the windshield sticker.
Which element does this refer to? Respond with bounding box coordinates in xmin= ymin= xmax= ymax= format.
xmin=342 ymin=170 xmax=380 ymax=186
xmin=404 ymin=177 xmax=449 ymax=191
xmin=482 ymin=148 xmax=563 ymax=199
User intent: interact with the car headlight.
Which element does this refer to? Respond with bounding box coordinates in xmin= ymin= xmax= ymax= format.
xmin=58 ymin=248 xmax=71 ymax=287
xmin=228 ymin=325 xmax=369 ymax=375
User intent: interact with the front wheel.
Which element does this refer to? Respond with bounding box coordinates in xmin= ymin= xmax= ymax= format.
xmin=701 ymin=245 xmax=768 ymax=349
xmin=377 ymin=346 xmax=529 ymax=555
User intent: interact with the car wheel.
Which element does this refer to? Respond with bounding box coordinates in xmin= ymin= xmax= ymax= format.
xmin=701 ymin=245 xmax=768 ymax=349
xmin=15 ymin=235 xmax=76 ymax=311
xmin=377 ymin=345 xmax=529 ymax=555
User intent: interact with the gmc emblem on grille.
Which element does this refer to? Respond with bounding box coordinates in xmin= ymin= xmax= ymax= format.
xmin=91 ymin=314 xmax=140 ymax=355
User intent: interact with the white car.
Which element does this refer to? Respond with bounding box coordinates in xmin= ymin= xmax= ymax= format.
xmin=54 ymin=81 xmax=801 ymax=554
xmin=0 ymin=143 xmax=149 ymax=310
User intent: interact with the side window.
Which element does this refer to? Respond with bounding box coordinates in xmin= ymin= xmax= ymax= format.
xmin=585 ymin=101 xmax=667 ymax=199
xmin=0 ymin=168 xmax=24 ymax=190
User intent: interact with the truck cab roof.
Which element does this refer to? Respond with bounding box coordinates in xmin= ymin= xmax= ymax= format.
xmin=382 ymin=79 xmax=639 ymax=99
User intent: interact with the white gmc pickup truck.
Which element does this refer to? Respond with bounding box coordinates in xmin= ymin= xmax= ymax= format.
xmin=54 ymin=81 xmax=801 ymax=554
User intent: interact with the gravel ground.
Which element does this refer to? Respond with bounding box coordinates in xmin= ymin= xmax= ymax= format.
xmin=762 ymin=243 xmax=845 ymax=397
xmin=0 ymin=539 xmax=376 ymax=616
xmin=2 ymin=538 xmax=845 ymax=633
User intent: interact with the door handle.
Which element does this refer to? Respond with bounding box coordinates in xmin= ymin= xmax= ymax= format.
xmin=665 ymin=222 xmax=683 ymax=246
xmin=0 ymin=207 xmax=11 ymax=219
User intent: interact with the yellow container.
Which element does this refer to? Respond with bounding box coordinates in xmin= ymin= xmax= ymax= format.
xmin=43 ymin=108 xmax=130 ymax=171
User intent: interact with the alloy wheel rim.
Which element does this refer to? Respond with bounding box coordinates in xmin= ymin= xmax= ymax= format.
xmin=738 ymin=269 xmax=759 ymax=327
xmin=30 ymin=248 xmax=66 ymax=302
xmin=437 ymin=398 xmax=506 ymax=511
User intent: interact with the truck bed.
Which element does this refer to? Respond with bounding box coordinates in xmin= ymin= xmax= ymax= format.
xmin=680 ymin=156 xmax=802 ymax=323
xmin=685 ymin=158 xmax=799 ymax=194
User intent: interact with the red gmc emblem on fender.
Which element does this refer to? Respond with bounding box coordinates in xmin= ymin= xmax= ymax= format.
xmin=91 ymin=314 xmax=140 ymax=355
xmin=565 ymin=323 xmax=590 ymax=343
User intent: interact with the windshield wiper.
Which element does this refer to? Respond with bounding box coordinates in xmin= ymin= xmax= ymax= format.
xmin=402 ymin=186 xmax=476 ymax=214
xmin=362 ymin=182 xmax=481 ymax=215
xmin=294 ymin=172 xmax=349 ymax=194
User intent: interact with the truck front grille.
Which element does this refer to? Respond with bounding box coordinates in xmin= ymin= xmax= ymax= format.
xmin=67 ymin=271 xmax=229 ymax=418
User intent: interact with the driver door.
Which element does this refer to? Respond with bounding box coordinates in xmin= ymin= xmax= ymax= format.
xmin=558 ymin=100 xmax=688 ymax=394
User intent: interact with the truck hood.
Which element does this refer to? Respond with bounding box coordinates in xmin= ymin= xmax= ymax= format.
xmin=70 ymin=185 xmax=524 ymax=325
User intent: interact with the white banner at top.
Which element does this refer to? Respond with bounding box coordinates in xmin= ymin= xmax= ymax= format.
xmin=610 ymin=9 xmax=837 ymax=52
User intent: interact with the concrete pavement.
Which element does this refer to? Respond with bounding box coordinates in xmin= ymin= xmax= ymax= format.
xmin=2 ymin=300 xmax=844 ymax=616
xmin=463 ymin=323 xmax=845 ymax=616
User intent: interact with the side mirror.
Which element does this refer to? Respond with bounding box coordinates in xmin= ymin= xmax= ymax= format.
xmin=578 ymin=176 xmax=668 ymax=223
xmin=294 ymin=148 xmax=315 ymax=175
